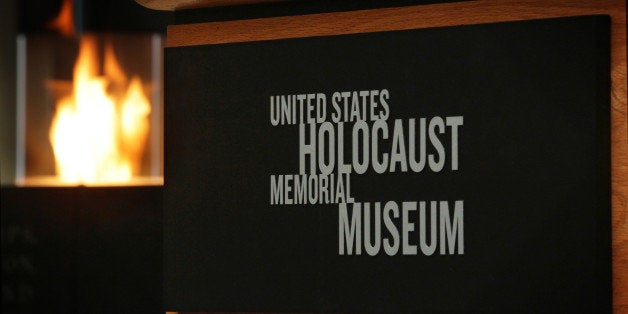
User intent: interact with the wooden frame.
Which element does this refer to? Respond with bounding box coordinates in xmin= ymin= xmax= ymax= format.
xmin=166 ymin=0 xmax=627 ymax=311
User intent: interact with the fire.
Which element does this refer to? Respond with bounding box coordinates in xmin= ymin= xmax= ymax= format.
xmin=47 ymin=0 xmax=74 ymax=37
xmin=49 ymin=35 xmax=151 ymax=184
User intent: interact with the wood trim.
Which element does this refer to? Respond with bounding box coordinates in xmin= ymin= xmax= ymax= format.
xmin=167 ymin=0 xmax=625 ymax=46
xmin=166 ymin=0 xmax=628 ymax=311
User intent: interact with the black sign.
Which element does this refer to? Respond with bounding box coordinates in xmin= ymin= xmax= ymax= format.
xmin=164 ymin=15 xmax=611 ymax=312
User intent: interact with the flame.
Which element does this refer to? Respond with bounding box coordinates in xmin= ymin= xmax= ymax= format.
xmin=48 ymin=0 xmax=74 ymax=37
xmin=49 ymin=35 xmax=151 ymax=184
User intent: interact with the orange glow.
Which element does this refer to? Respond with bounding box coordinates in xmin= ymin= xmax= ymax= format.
xmin=48 ymin=0 xmax=74 ymax=37
xmin=49 ymin=35 xmax=151 ymax=184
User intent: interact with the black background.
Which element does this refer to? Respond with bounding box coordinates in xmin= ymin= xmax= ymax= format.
xmin=165 ymin=16 xmax=611 ymax=312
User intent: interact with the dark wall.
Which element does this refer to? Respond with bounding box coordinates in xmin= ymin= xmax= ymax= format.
xmin=175 ymin=0 xmax=469 ymax=24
